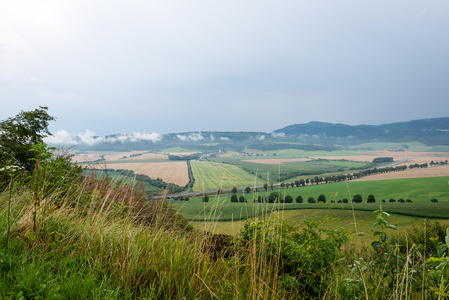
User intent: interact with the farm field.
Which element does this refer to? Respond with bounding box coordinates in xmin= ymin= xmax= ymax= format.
xmin=190 ymin=161 xmax=265 ymax=192
xmin=189 ymin=208 xmax=449 ymax=239
xmin=354 ymin=164 xmax=449 ymax=181
xmin=93 ymin=161 xmax=190 ymax=186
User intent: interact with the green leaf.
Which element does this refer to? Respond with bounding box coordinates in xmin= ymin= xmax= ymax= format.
xmin=438 ymin=244 xmax=448 ymax=257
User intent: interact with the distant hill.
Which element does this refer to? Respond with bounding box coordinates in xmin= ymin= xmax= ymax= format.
xmin=272 ymin=118 xmax=449 ymax=146
xmin=51 ymin=117 xmax=449 ymax=151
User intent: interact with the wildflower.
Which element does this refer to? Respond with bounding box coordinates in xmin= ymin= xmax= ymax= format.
xmin=118 ymin=198 xmax=123 ymax=202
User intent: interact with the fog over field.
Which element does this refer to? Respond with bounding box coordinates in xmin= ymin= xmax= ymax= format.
xmin=1 ymin=1 xmax=448 ymax=138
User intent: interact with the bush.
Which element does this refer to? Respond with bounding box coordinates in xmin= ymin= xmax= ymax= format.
xmin=295 ymin=195 xmax=303 ymax=203
xmin=431 ymin=198 xmax=438 ymax=203
xmin=342 ymin=198 xmax=348 ymax=203
xmin=284 ymin=195 xmax=293 ymax=203
xmin=367 ymin=194 xmax=376 ymax=203
xmin=238 ymin=218 xmax=349 ymax=297
xmin=389 ymin=199 xmax=396 ymax=203
xmin=238 ymin=195 xmax=246 ymax=203
xmin=203 ymin=195 xmax=209 ymax=202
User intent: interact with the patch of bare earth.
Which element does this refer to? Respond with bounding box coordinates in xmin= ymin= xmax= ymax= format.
xmin=312 ymin=151 xmax=449 ymax=163
xmin=92 ymin=161 xmax=189 ymax=186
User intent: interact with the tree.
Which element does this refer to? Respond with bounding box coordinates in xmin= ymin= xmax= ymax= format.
xmin=230 ymin=194 xmax=238 ymax=202
xmin=342 ymin=198 xmax=348 ymax=203
xmin=352 ymin=194 xmax=363 ymax=203
xmin=285 ymin=195 xmax=293 ymax=203
xmin=268 ymin=191 xmax=283 ymax=203
xmin=307 ymin=197 xmax=316 ymax=203
xmin=231 ymin=187 xmax=237 ymax=194
xmin=263 ymin=183 xmax=268 ymax=191
xmin=367 ymin=194 xmax=376 ymax=203
xmin=0 ymin=106 xmax=55 ymax=171
xmin=295 ymin=195 xmax=303 ymax=203
xmin=431 ymin=198 xmax=438 ymax=203
xmin=239 ymin=195 xmax=246 ymax=203
xmin=245 ymin=186 xmax=251 ymax=194
xmin=317 ymin=194 xmax=326 ymax=203
xmin=203 ymin=195 xmax=209 ymax=202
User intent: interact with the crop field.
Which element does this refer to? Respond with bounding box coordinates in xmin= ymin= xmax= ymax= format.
xmin=354 ymin=164 xmax=449 ymax=181
xmin=212 ymin=156 xmax=371 ymax=181
xmin=188 ymin=208 xmax=449 ymax=238
xmin=190 ymin=161 xmax=265 ymax=192
xmin=94 ymin=161 xmax=190 ymax=186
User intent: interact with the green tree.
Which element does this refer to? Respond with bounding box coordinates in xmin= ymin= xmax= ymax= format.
xmin=230 ymin=194 xmax=238 ymax=202
xmin=0 ymin=106 xmax=55 ymax=171
xmin=307 ymin=197 xmax=316 ymax=203
xmin=245 ymin=186 xmax=251 ymax=194
xmin=268 ymin=191 xmax=283 ymax=203
xmin=203 ymin=195 xmax=209 ymax=202
xmin=284 ymin=195 xmax=293 ymax=203
xmin=239 ymin=195 xmax=246 ymax=203
xmin=317 ymin=194 xmax=326 ymax=203
xmin=295 ymin=195 xmax=303 ymax=203
xmin=231 ymin=187 xmax=237 ymax=194
xmin=367 ymin=194 xmax=376 ymax=203
xmin=352 ymin=194 xmax=363 ymax=203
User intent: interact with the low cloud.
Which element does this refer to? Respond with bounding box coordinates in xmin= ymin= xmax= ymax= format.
xmin=176 ymin=132 xmax=205 ymax=142
xmin=44 ymin=130 xmax=162 ymax=145
xmin=256 ymin=135 xmax=266 ymax=140
xmin=271 ymin=132 xmax=285 ymax=138
xmin=220 ymin=137 xmax=230 ymax=141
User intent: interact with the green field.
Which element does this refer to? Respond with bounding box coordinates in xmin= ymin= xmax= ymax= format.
xmin=171 ymin=176 xmax=449 ymax=223
xmin=190 ymin=161 xmax=265 ymax=191
xmin=210 ymin=156 xmax=372 ymax=182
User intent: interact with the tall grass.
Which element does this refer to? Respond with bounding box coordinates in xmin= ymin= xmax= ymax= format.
xmin=2 ymin=167 xmax=449 ymax=299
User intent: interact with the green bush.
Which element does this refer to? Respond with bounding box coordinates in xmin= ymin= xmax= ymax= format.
xmin=239 ymin=218 xmax=349 ymax=296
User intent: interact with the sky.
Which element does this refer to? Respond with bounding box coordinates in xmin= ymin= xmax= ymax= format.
xmin=1 ymin=0 xmax=449 ymax=142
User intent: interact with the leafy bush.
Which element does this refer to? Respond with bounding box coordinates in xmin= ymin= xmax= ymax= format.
xmin=239 ymin=218 xmax=349 ymax=296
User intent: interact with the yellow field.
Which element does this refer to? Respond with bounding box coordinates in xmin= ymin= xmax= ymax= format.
xmin=98 ymin=161 xmax=189 ymax=186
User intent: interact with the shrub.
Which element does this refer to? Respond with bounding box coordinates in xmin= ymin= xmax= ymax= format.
xmin=230 ymin=194 xmax=238 ymax=202
xmin=431 ymin=198 xmax=438 ymax=203
xmin=239 ymin=195 xmax=246 ymax=203
xmin=295 ymin=195 xmax=303 ymax=203
xmin=389 ymin=199 xmax=396 ymax=203
xmin=203 ymin=195 xmax=209 ymax=202
xmin=367 ymin=194 xmax=376 ymax=203
xmin=284 ymin=195 xmax=293 ymax=203
xmin=238 ymin=218 xmax=349 ymax=297
xmin=342 ymin=198 xmax=348 ymax=203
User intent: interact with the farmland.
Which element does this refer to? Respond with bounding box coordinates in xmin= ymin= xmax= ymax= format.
xmin=190 ymin=161 xmax=265 ymax=191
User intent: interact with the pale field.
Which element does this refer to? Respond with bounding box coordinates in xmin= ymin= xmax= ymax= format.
xmin=241 ymin=151 xmax=448 ymax=164
xmin=241 ymin=158 xmax=311 ymax=164
xmin=354 ymin=163 xmax=449 ymax=181
xmin=72 ymin=151 xmax=167 ymax=162
xmin=93 ymin=161 xmax=189 ymax=186
xmin=311 ymin=151 xmax=448 ymax=163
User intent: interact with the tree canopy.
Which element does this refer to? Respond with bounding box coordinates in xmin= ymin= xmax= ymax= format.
xmin=0 ymin=106 xmax=55 ymax=170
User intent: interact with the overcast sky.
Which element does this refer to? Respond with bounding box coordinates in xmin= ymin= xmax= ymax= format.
xmin=1 ymin=0 xmax=448 ymax=139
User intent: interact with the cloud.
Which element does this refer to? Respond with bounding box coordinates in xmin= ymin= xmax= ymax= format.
xmin=256 ymin=134 xmax=266 ymax=140
xmin=176 ymin=133 xmax=205 ymax=142
xmin=220 ymin=137 xmax=230 ymax=141
xmin=44 ymin=130 xmax=162 ymax=145
xmin=271 ymin=132 xmax=285 ymax=138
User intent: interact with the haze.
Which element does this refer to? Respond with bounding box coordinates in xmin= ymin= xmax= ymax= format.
xmin=1 ymin=0 xmax=448 ymax=140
